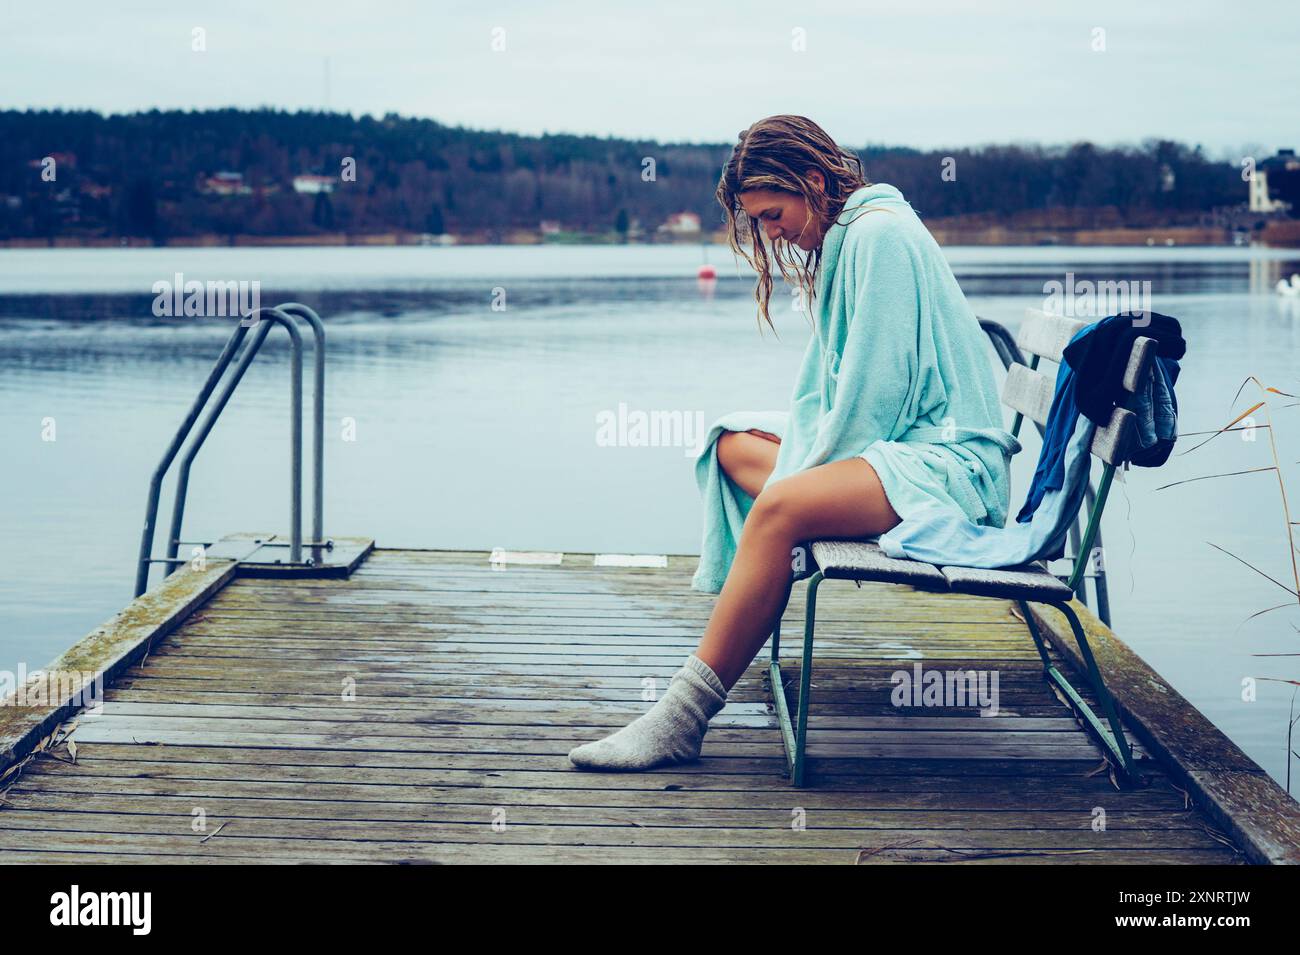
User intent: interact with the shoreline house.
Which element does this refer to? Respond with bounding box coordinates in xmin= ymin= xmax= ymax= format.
xmin=199 ymin=171 xmax=252 ymax=197
xmin=658 ymin=211 xmax=701 ymax=236
xmin=293 ymin=174 xmax=336 ymax=195
xmin=1250 ymin=149 xmax=1299 ymax=215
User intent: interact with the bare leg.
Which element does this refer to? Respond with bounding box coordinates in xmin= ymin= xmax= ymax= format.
xmin=566 ymin=431 xmax=901 ymax=771
xmin=696 ymin=442 xmax=902 ymax=690
xmin=715 ymin=429 xmax=780 ymax=499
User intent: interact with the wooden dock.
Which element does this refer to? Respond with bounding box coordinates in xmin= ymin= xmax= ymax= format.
xmin=2 ymin=542 xmax=1298 ymax=864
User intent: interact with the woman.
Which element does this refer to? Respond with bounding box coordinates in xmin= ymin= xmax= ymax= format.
xmin=569 ymin=115 xmax=1019 ymax=772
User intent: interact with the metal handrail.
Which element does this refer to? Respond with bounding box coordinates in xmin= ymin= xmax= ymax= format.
xmin=158 ymin=308 xmax=302 ymax=576
xmin=277 ymin=303 xmax=326 ymax=557
xmin=135 ymin=304 xmax=324 ymax=597
xmin=978 ymin=317 xmax=1112 ymax=626
xmin=160 ymin=304 xmax=326 ymax=576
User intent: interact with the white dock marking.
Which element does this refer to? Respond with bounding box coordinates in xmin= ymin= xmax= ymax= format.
xmin=488 ymin=548 xmax=564 ymax=566
xmin=593 ymin=554 xmax=669 ymax=568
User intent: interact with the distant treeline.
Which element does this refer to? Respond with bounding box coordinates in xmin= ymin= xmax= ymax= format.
xmin=0 ymin=108 xmax=1258 ymax=241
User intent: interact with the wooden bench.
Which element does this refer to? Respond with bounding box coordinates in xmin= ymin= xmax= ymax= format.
xmin=768 ymin=308 xmax=1156 ymax=787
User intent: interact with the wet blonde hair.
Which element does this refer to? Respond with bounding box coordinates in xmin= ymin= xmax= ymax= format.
xmin=716 ymin=115 xmax=873 ymax=335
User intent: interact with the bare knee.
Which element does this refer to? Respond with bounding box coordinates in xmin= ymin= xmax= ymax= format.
xmin=715 ymin=431 xmax=746 ymax=481
xmin=717 ymin=430 xmax=778 ymax=499
xmin=745 ymin=480 xmax=799 ymax=540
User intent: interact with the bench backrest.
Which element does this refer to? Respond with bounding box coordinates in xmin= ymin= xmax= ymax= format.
xmin=994 ymin=308 xmax=1157 ymax=593
xmin=1002 ymin=308 xmax=1155 ymax=464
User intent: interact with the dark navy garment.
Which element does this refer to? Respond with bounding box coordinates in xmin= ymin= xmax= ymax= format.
xmin=1065 ymin=310 xmax=1186 ymax=428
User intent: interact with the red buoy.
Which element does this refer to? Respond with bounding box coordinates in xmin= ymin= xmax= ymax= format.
xmin=697 ymin=264 xmax=717 ymax=279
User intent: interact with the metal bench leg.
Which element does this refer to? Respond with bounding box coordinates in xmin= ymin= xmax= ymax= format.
xmin=766 ymin=617 xmax=794 ymax=779
xmin=768 ymin=570 xmax=824 ymax=787
xmin=1018 ymin=598 xmax=1139 ymax=783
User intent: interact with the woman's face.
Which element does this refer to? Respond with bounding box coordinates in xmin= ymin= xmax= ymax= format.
xmin=738 ymin=171 xmax=826 ymax=252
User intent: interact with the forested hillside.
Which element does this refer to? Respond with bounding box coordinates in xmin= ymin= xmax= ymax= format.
xmin=0 ymin=108 xmax=1254 ymax=241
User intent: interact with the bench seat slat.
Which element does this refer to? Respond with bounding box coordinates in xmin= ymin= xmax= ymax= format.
xmin=808 ymin=540 xmax=949 ymax=592
xmin=940 ymin=562 xmax=1074 ymax=602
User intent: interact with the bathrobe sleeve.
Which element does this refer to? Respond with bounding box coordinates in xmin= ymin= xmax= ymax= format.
xmin=803 ymin=221 xmax=930 ymax=466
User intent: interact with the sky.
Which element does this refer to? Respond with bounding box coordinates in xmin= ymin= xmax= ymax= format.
xmin=2 ymin=0 xmax=1297 ymax=157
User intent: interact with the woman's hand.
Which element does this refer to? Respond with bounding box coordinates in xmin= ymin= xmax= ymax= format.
xmin=747 ymin=429 xmax=781 ymax=444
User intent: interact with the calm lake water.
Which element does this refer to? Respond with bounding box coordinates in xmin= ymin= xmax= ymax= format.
xmin=3 ymin=243 xmax=1300 ymax=790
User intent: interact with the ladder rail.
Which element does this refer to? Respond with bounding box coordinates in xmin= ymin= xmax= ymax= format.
xmin=277 ymin=303 xmax=326 ymax=557
xmin=161 ymin=306 xmax=326 ymax=576
xmin=135 ymin=305 xmax=314 ymax=596
xmin=134 ymin=322 xmax=252 ymax=598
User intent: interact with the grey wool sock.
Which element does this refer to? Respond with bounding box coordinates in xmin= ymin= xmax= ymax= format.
xmin=568 ymin=654 xmax=729 ymax=771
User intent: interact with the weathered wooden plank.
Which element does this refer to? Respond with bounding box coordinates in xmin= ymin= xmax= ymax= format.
xmin=185 ymin=614 xmax=1024 ymax=634
xmin=148 ymin=629 xmax=1039 ymax=650
xmin=1002 ymin=362 xmax=1054 ymax=428
xmin=0 ymin=829 xmax=859 ymax=864
xmin=135 ymin=649 xmax=1043 ymax=670
xmin=194 ymin=592 xmax=1021 ymax=614
xmin=1017 ymin=308 xmax=1086 ymax=362
xmin=62 ymin=717 xmax=1113 ymax=755
xmin=100 ymin=668 xmax=1079 ymax=690
xmin=89 ymin=701 xmax=1089 ymax=732
xmin=0 ymin=842 xmax=1243 ymax=865
xmin=0 ymin=849 xmax=288 ymax=865
xmin=0 ymin=810 xmax=1235 ymax=851
xmin=14 ymin=748 xmax=1153 ymax=787
xmin=212 ymin=580 xmax=1016 ymax=604
xmin=13 ymin=761 xmax=1191 ymax=808
xmin=95 ymin=688 xmax=1082 ymax=717
xmin=57 ymin=725 xmax=1111 ymax=760
xmin=0 ymin=792 xmax=1208 ymax=833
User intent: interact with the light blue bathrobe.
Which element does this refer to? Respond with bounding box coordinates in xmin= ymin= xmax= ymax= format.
xmin=690 ymin=183 xmax=1021 ymax=593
